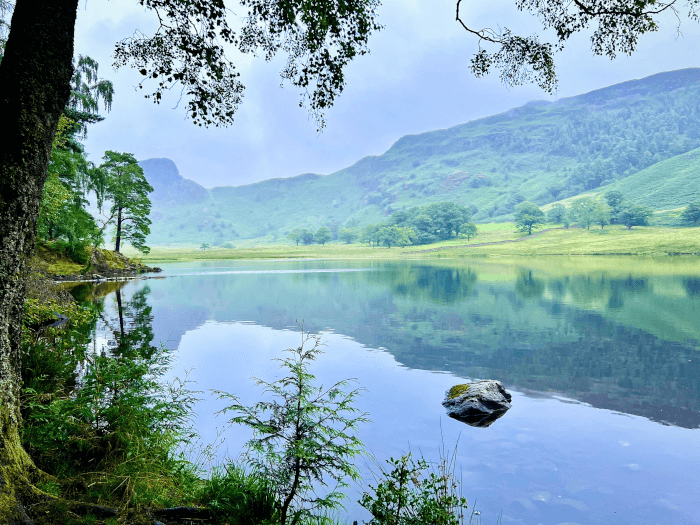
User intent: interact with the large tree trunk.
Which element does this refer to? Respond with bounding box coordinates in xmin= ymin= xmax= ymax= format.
xmin=0 ymin=1 xmax=78 ymax=521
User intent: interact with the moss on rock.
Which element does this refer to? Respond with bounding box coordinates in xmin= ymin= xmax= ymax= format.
xmin=447 ymin=384 xmax=470 ymax=399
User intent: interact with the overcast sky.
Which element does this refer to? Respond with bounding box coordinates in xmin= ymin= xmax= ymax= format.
xmin=74 ymin=0 xmax=700 ymax=188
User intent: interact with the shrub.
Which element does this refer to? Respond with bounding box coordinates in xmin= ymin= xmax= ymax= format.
xmin=215 ymin=330 xmax=368 ymax=525
xmin=360 ymin=450 xmax=469 ymax=525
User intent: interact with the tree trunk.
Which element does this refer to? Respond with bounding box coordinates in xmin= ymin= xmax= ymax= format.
xmin=115 ymin=207 xmax=122 ymax=252
xmin=0 ymin=1 xmax=77 ymax=521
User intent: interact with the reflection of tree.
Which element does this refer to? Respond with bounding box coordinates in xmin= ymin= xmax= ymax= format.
xmin=514 ymin=270 xmax=544 ymax=300
xmin=684 ymin=278 xmax=700 ymax=297
xmin=368 ymin=266 xmax=478 ymax=304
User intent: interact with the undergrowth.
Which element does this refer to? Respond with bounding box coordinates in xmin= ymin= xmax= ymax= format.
xmin=20 ymin=276 xmax=492 ymax=524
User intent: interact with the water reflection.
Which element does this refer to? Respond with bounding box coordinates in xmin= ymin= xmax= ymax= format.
xmin=72 ymin=260 xmax=700 ymax=430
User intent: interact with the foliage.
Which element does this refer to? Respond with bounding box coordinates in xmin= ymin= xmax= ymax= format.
xmin=98 ymin=151 xmax=154 ymax=254
xmin=594 ymin=201 xmax=612 ymax=229
xmin=682 ymin=202 xmax=700 ymax=225
xmin=360 ymin=450 xmax=469 ymax=525
xmin=353 ymin=202 xmax=473 ymax=248
xmin=546 ymin=203 xmax=567 ymax=224
xmin=36 ymin=55 xmax=115 ymax=258
xmin=21 ymin=286 xmax=202 ymax=507
xmin=569 ymin=197 xmax=596 ymax=230
xmin=605 ymin=191 xmax=624 ymax=223
xmin=314 ymin=227 xmax=333 ymax=246
xmin=200 ymin=242 xmax=210 ymax=251
xmin=460 ymin=223 xmax=478 ymax=241
xmin=618 ymin=205 xmax=654 ymax=229
xmin=338 ymin=228 xmax=359 ymax=244
xmin=377 ymin=226 xmax=414 ymax=248
xmin=65 ymin=55 xmax=114 ymax=140
xmin=288 ymin=229 xmax=303 ymax=246
xmin=197 ymin=464 xmax=279 ymax=524
xmin=112 ymin=0 xmax=381 ymax=130
xmin=215 ymin=331 xmax=368 ymax=525
xmin=513 ymin=201 xmax=544 ymax=235
xmin=460 ymin=0 xmax=700 ymax=92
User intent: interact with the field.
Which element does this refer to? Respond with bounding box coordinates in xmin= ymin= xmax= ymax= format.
xmin=132 ymin=223 xmax=700 ymax=263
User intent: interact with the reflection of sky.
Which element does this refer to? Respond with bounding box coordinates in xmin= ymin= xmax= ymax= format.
xmin=94 ymin=260 xmax=700 ymax=523
xmin=164 ymin=322 xmax=700 ymax=525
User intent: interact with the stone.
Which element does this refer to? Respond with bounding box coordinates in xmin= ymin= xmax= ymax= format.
xmin=442 ymin=380 xmax=512 ymax=427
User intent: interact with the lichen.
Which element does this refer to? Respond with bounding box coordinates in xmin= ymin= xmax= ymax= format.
xmin=447 ymin=384 xmax=470 ymax=399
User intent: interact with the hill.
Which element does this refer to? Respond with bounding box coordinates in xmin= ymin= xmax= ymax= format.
xmin=142 ymin=68 xmax=700 ymax=246
xmin=553 ymin=147 xmax=700 ymax=224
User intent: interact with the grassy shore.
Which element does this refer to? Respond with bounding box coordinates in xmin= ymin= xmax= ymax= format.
xmin=132 ymin=224 xmax=700 ymax=263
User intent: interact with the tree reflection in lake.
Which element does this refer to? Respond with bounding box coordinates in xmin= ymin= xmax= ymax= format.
xmin=74 ymin=260 xmax=700 ymax=430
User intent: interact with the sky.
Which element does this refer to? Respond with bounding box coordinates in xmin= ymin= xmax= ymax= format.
xmin=74 ymin=0 xmax=700 ymax=188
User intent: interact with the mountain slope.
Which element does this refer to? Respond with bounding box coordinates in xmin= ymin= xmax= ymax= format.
xmin=143 ymin=68 xmax=700 ymax=246
xmin=556 ymin=146 xmax=700 ymax=224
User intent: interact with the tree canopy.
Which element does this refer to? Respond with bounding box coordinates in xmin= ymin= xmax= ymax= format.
xmin=459 ymin=0 xmax=700 ymax=92
xmin=98 ymin=151 xmax=154 ymax=254
xmin=514 ymin=201 xmax=545 ymax=235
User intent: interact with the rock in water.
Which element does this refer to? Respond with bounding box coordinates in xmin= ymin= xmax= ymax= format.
xmin=442 ymin=380 xmax=512 ymax=427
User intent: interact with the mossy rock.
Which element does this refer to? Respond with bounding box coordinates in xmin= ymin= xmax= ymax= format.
xmin=447 ymin=384 xmax=470 ymax=399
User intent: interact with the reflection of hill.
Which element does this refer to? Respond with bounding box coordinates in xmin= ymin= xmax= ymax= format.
xmin=87 ymin=262 xmax=700 ymax=428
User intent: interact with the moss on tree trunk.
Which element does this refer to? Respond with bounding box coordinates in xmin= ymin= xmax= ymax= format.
xmin=0 ymin=1 xmax=78 ymax=521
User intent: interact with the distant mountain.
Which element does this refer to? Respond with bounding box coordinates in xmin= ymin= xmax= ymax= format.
xmin=139 ymin=158 xmax=208 ymax=207
xmin=145 ymin=68 xmax=700 ymax=246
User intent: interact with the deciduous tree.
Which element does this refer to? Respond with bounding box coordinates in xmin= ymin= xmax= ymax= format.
xmin=461 ymin=222 xmax=478 ymax=241
xmin=514 ymin=201 xmax=545 ymax=235
xmin=314 ymin=226 xmax=332 ymax=246
xmin=681 ymin=202 xmax=700 ymax=225
xmin=546 ymin=203 xmax=567 ymax=224
xmin=594 ymin=201 xmax=612 ymax=229
xmin=570 ymin=197 xmax=597 ymax=230
xmin=618 ymin=205 xmax=654 ymax=229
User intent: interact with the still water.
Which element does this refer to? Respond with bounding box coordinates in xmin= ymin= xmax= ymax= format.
xmin=73 ymin=258 xmax=700 ymax=525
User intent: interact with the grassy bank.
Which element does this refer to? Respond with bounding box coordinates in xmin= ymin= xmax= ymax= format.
xmin=133 ymin=224 xmax=700 ymax=263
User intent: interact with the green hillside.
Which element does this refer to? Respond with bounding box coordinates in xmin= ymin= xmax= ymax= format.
xmin=145 ymin=68 xmax=700 ymax=246
xmin=562 ymin=147 xmax=700 ymax=224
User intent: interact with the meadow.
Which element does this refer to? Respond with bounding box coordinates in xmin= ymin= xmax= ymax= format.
xmin=133 ymin=223 xmax=700 ymax=264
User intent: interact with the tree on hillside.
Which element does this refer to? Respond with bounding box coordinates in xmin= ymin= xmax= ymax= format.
xmin=570 ymin=197 xmax=597 ymax=230
xmin=605 ymin=191 xmax=625 ymax=223
xmin=314 ymin=226 xmax=332 ymax=246
xmin=618 ymin=205 xmax=654 ymax=229
xmin=594 ymin=201 xmax=612 ymax=229
xmin=300 ymin=229 xmax=315 ymax=246
xmin=377 ymin=226 xmax=413 ymax=248
xmin=338 ymin=227 xmax=359 ymax=244
xmin=360 ymin=224 xmax=380 ymax=247
xmin=461 ymin=222 xmax=478 ymax=241
xmin=425 ymin=202 xmax=472 ymax=240
xmin=514 ymin=201 xmax=545 ymax=235
xmin=97 ymin=151 xmax=154 ymax=254
xmin=287 ymin=229 xmax=303 ymax=246
xmin=546 ymin=203 xmax=567 ymax=224
xmin=681 ymin=202 xmax=700 ymax=225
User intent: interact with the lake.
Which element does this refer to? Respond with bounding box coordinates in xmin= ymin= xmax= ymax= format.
xmin=71 ymin=257 xmax=700 ymax=525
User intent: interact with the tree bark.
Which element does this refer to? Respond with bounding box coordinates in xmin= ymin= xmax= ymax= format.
xmin=0 ymin=1 xmax=77 ymax=521
xmin=115 ymin=207 xmax=122 ymax=252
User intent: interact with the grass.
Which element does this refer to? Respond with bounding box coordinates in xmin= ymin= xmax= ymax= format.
xmin=132 ymin=224 xmax=700 ymax=263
